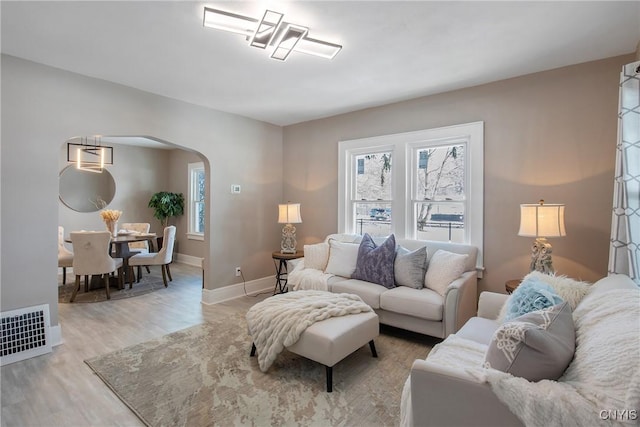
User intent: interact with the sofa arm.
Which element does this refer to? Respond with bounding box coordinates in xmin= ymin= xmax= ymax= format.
xmin=443 ymin=271 xmax=477 ymax=336
xmin=477 ymin=291 xmax=509 ymax=320
xmin=409 ymin=360 xmax=522 ymax=427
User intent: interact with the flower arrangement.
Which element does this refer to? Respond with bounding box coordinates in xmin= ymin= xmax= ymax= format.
xmin=100 ymin=209 xmax=122 ymax=237
xmin=100 ymin=209 xmax=122 ymax=223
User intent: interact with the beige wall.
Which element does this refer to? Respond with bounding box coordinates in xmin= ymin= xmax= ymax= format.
xmin=58 ymin=143 xmax=170 ymax=234
xmin=1 ymin=55 xmax=282 ymax=326
xmin=169 ymin=149 xmax=207 ymax=258
xmin=283 ymin=54 xmax=635 ymax=293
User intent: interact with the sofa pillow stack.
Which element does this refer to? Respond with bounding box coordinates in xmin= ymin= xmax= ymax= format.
xmin=305 ymin=233 xmax=469 ymax=293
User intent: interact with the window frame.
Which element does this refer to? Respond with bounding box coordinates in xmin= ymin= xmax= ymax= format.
xmin=187 ymin=161 xmax=205 ymax=241
xmin=338 ymin=122 xmax=484 ymax=269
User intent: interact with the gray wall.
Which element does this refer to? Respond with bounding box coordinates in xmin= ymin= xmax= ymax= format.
xmin=58 ymin=143 xmax=207 ymax=259
xmin=58 ymin=143 xmax=170 ymax=234
xmin=1 ymin=55 xmax=283 ymax=326
xmin=283 ymin=54 xmax=635 ymax=293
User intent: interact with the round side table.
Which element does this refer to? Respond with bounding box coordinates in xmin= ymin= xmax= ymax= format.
xmin=505 ymin=279 xmax=521 ymax=294
xmin=271 ymin=250 xmax=304 ymax=294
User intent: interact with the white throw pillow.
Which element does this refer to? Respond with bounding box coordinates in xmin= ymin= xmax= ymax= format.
xmin=324 ymin=240 xmax=360 ymax=277
xmin=424 ymin=249 xmax=468 ymax=296
xmin=303 ymin=242 xmax=330 ymax=271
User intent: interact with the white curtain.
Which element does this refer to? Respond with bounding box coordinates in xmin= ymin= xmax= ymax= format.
xmin=609 ymin=61 xmax=640 ymax=285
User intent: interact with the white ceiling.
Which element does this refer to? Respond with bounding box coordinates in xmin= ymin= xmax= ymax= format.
xmin=2 ymin=1 xmax=639 ymax=127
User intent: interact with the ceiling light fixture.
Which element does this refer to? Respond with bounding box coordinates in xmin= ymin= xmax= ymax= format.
xmin=203 ymin=7 xmax=342 ymax=61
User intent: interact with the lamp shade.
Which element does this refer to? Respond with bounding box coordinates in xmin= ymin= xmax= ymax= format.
xmin=518 ymin=202 xmax=566 ymax=238
xmin=278 ymin=203 xmax=302 ymax=224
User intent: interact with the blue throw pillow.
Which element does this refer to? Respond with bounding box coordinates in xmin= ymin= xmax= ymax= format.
xmin=352 ymin=234 xmax=396 ymax=289
xmin=504 ymin=277 xmax=564 ymax=321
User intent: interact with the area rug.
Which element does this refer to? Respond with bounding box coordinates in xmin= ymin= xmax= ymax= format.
xmin=58 ymin=270 xmax=166 ymax=303
xmin=85 ymin=314 xmax=434 ymax=426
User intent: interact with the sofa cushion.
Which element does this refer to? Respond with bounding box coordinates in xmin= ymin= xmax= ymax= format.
xmin=324 ymin=240 xmax=360 ymax=277
xmin=455 ymin=317 xmax=500 ymax=346
xmin=330 ymin=279 xmax=388 ymax=309
xmin=484 ymin=302 xmax=575 ymax=382
xmin=380 ymin=286 xmax=443 ymax=321
xmin=303 ymin=242 xmax=330 ymax=271
xmin=424 ymin=249 xmax=468 ymax=296
xmin=498 ymin=273 xmax=592 ymax=322
xmin=394 ymin=245 xmax=428 ymax=289
xmin=352 ymin=233 xmax=396 ymax=289
xmin=502 ymin=276 xmax=564 ymax=322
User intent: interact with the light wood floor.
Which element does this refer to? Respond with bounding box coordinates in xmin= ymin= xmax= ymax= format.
xmin=1 ymin=263 xmax=271 ymax=427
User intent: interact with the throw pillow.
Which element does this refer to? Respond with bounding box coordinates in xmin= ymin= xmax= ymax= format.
xmin=303 ymin=242 xmax=330 ymax=271
xmin=324 ymin=239 xmax=360 ymax=277
xmin=484 ymin=301 xmax=575 ymax=382
xmin=352 ymin=233 xmax=397 ymax=288
xmin=522 ymin=271 xmax=592 ymax=311
xmin=497 ymin=273 xmax=592 ymax=322
xmin=502 ymin=277 xmax=564 ymax=322
xmin=394 ymin=245 xmax=428 ymax=289
xmin=424 ymin=249 xmax=468 ymax=296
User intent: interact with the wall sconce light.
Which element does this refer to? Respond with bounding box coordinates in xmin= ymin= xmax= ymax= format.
xmin=203 ymin=7 xmax=342 ymax=61
xmin=67 ymin=137 xmax=113 ymax=173
xmin=518 ymin=199 xmax=566 ymax=274
xmin=278 ymin=203 xmax=302 ymax=253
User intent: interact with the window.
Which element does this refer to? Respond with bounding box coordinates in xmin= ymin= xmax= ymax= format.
xmin=339 ymin=122 xmax=483 ymax=267
xmin=187 ymin=162 xmax=205 ymax=240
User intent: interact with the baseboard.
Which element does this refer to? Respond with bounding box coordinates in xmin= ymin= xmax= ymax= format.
xmin=175 ymin=253 xmax=203 ymax=267
xmin=50 ymin=324 xmax=63 ymax=347
xmin=201 ymin=276 xmax=275 ymax=305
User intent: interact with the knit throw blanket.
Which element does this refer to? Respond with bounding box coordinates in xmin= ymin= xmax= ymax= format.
xmin=246 ymin=291 xmax=373 ymax=372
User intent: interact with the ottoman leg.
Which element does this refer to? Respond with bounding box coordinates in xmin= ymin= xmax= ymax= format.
xmin=326 ymin=366 xmax=333 ymax=393
xmin=369 ymin=340 xmax=378 ymax=358
xmin=250 ymin=343 xmax=256 ymax=357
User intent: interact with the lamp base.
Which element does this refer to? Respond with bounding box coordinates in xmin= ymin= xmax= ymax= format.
xmin=529 ymin=237 xmax=555 ymax=274
xmin=281 ymin=223 xmax=297 ymax=254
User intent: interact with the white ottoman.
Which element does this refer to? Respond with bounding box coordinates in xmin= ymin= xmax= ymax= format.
xmin=251 ymin=310 xmax=379 ymax=392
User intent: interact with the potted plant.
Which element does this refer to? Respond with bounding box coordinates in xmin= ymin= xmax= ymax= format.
xmin=148 ymin=191 xmax=184 ymax=248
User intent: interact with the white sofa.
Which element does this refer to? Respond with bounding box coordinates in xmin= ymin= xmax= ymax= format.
xmin=289 ymin=234 xmax=479 ymax=339
xmin=401 ymin=273 xmax=640 ymax=427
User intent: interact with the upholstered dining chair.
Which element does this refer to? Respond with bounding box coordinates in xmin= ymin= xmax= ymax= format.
xmin=70 ymin=231 xmax=123 ymax=302
xmin=121 ymin=222 xmax=151 ymax=279
xmin=58 ymin=226 xmax=74 ymax=285
xmin=128 ymin=226 xmax=176 ymax=288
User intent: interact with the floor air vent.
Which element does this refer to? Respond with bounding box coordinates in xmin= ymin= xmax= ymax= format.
xmin=1 ymin=304 xmax=52 ymax=366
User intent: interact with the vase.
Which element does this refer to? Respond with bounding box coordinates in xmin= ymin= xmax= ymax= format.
xmin=106 ymin=220 xmax=118 ymax=237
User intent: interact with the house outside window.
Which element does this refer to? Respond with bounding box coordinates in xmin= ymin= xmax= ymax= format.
xmin=187 ymin=162 xmax=205 ymax=240
xmin=338 ymin=122 xmax=484 ymax=268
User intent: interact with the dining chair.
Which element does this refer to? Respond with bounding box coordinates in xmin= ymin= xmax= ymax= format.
xmin=128 ymin=226 xmax=176 ymax=288
xmin=70 ymin=231 xmax=124 ymax=302
xmin=58 ymin=226 xmax=74 ymax=285
xmin=121 ymin=222 xmax=151 ymax=279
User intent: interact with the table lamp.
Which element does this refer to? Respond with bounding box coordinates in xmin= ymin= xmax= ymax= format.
xmin=278 ymin=203 xmax=302 ymax=253
xmin=518 ymin=199 xmax=566 ymax=274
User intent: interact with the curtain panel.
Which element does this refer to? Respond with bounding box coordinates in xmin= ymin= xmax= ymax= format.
xmin=609 ymin=61 xmax=640 ymax=285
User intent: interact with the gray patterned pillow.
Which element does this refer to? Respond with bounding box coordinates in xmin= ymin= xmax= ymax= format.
xmin=352 ymin=233 xmax=396 ymax=288
xmin=484 ymin=302 xmax=575 ymax=382
xmin=394 ymin=246 xmax=428 ymax=289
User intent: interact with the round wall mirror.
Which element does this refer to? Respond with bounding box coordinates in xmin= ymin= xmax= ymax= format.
xmin=59 ymin=165 xmax=116 ymax=212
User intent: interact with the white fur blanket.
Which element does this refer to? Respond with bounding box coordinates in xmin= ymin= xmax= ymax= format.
xmin=288 ymin=260 xmax=334 ymax=291
xmin=485 ymin=288 xmax=640 ymax=427
xmin=246 ymin=290 xmax=372 ymax=372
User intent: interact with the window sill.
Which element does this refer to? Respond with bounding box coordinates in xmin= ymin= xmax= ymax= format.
xmin=186 ymin=233 xmax=204 ymax=241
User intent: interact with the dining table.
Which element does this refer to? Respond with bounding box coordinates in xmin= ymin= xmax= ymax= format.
xmin=66 ymin=232 xmax=157 ymax=288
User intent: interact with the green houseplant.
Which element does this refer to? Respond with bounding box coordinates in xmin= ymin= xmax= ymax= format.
xmin=148 ymin=191 xmax=184 ymax=248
